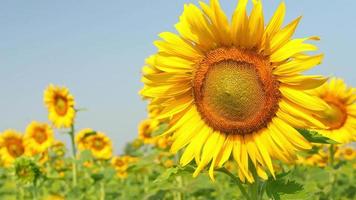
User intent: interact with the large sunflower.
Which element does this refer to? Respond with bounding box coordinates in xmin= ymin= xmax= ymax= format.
xmin=140 ymin=0 xmax=330 ymax=182
xmin=44 ymin=84 xmax=76 ymax=128
xmin=310 ymin=78 xmax=356 ymax=143
xmin=24 ymin=121 xmax=54 ymax=154
xmin=0 ymin=130 xmax=26 ymax=166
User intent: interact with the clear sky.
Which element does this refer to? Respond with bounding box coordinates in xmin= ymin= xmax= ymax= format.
xmin=1 ymin=0 xmax=355 ymax=154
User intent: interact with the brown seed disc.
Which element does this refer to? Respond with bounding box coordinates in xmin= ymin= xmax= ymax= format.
xmin=193 ymin=47 xmax=280 ymax=135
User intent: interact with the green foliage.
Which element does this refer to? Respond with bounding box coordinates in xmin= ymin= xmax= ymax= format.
xmin=298 ymin=129 xmax=339 ymax=144
xmin=266 ymin=172 xmax=304 ymax=200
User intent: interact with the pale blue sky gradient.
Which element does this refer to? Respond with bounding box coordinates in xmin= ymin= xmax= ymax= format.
xmin=1 ymin=0 xmax=355 ymax=153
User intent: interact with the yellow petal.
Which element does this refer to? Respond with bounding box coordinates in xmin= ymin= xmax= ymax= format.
xmin=193 ymin=132 xmax=224 ymax=178
xmin=254 ymin=132 xmax=275 ymax=178
xmin=180 ymin=126 xmax=211 ymax=166
xmin=140 ymin=82 xmax=191 ymax=98
xmin=273 ymin=54 xmax=324 ymax=75
xmin=231 ymin=0 xmax=248 ymax=46
xmin=154 ymin=54 xmax=195 ymax=72
xmin=199 ymin=0 xmax=231 ymax=46
xmin=279 ymin=75 xmax=328 ymax=90
xmin=157 ymin=96 xmax=193 ymax=120
xmin=271 ymin=37 xmax=319 ymax=62
xmin=278 ymin=100 xmax=326 ymax=128
xmin=208 ymin=133 xmax=226 ymax=181
xmin=264 ymin=2 xmax=286 ymax=40
xmin=155 ymin=32 xmax=202 ymax=60
xmin=256 ymin=164 xmax=268 ymax=180
xmin=163 ymin=106 xmax=197 ymax=136
xmin=247 ymin=0 xmax=264 ymax=49
xmin=273 ymin=117 xmax=312 ymax=150
xmin=270 ymin=16 xmax=301 ymax=53
xmin=170 ymin=118 xmax=204 ymax=153
xmin=280 ymin=86 xmax=330 ymax=112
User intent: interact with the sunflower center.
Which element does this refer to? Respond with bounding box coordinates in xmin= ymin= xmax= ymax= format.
xmin=7 ymin=140 xmax=25 ymax=157
xmin=33 ymin=128 xmax=48 ymax=144
xmin=92 ymin=138 xmax=105 ymax=151
xmin=193 ymin=48 xmax=280 ymax=135
xmin=54 ymin=96 xmax=68 ymax=116
xmin=344 ymin=149 xmax=353 ymax=156
xmin=321 ymin=96 xmax=347 ymax=130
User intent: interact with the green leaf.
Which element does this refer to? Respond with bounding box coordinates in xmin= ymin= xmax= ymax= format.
xmin=266 ymin=172 xmax=304 ymax=200
xmin=297 ymin=129 xmax=339 ymax=144
xmin=151 ymin=123 xmax=169 ymax=137
xmin=153 ymin=167 xmax=179 ymax=183
xmin=153 ymin=165 xmax=194 ymax=183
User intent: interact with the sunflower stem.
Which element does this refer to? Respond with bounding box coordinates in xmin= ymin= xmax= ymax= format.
xmin=100 ymin=181 xmax=105 ymax=200
xmin=68 ymin=124 xmax=77 ymax=187
xmin=329 ymin=144 xmax=335 ymax=167
xmin=217 ymin=168 xmax=251 ymax=200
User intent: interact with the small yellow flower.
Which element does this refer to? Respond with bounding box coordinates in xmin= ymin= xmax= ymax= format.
xmin=163 ymin=159 xmax=174 ymax=168
xmin=156 ymin=136 xmax=172 ymax=149
xmin=111 ymin=156 xmax=128 ymax=171
xmin=42 ymin=194 xmax=65 ymax=200
xmin=138 ymin=119 xmax=159 ymax=144
xmin=75 ymin=128 xmax=95 ymax=150
xmin=24 ymin=121 xmax=54 ymax=154
xmin=117 ymin=170 xmax=128 ymax=179
xmin=148 ymin=104 xmax=163 ymax=119
xmin=124 ymin=155 xmax=138 ymax=163
xmin=44 ymin=84 xmax=76 ymax=128
xmin=86 ymin=132 xmax=113 ymax=160
xmin=0 ymin=130 xmax=26 ymax=166
xmin=342 ymin=147 xmax=356 ymax=161
xmin=50 ymin=140 xmax=66 ymax=157
xmin=83 ymin=161 xmax=93 ymax=168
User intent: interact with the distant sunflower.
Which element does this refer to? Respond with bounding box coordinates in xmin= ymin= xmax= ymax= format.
xmin=138 ymin=119 xmax=159 ymax=144
xmin=310 ymin=78 xmax=356 ymax=143
xmin=0 ymin=130 xmax=26 ymax=166
xmin=24 ymin=121 xmax=54 ymax=153
xmin=140 ymin=0 xmax=329 ymax=182
xmin=86 ymin=132 xmax=112 ymax=160
xmin=111 ymin=156 xmax=129 ymax=171
xmin=44 ymin=84 xmax=76 ymax=128
xmin=75 ymin=128 xmax=95 ymax=150
xmin=342 ymin=147 xmax=356 ymax=161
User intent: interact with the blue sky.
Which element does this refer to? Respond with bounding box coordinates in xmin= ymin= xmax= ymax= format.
xmin=0 ymin=0 xmax=355 ymax=154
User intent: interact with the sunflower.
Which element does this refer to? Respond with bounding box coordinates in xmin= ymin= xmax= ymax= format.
xmin=86 ymin=132 xmax=113 ymax=160
xmin=0 ymin=130 xmax=26 ymax=166
xmin=44 ymin=84 xmax=76 ymax=128
xmin=116 ymin=170 xmax=128 ymax=179
xmin=111 ymin=156 xmax=129 ymax=171
xmin=24 ymin=121 xmax=54 ymax=154
xmin=341 ymin=147 xmax=356 ymax=161
xmin=310 ymin=78 xmax=356 ymax=143
xmin=156 ymin=136 xmax=173 ymax=149
xmin=138 ymin=119 xmax=159 ymax=144
xmin=140 ymin=0 xmax=330 ymax=182
xmin=51 ymin=140 xmax=66 ymax=157
xmin=75 ymin=128 xmax=95 ymax=150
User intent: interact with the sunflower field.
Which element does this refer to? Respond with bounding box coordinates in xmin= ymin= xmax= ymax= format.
xmin=1 ymin=0 xmax=356 ymax=200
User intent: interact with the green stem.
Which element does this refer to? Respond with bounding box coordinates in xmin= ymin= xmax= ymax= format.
xmin=329 ymin=144 xmax=337 ymax=199
xmin=329 ymin=144 xmax=335 ymax=167
xmin=18 ymin=184 xmax=25 ymax=200
xmin=100 ymin=181 xmax=105 ymax=200
xmin=217 ymin=168 xmax=251 ymax=200
xmin=69 ymin=125 xmax=77 ymax=187
xmin=175 ymin=176 xmax=183 ymax=200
